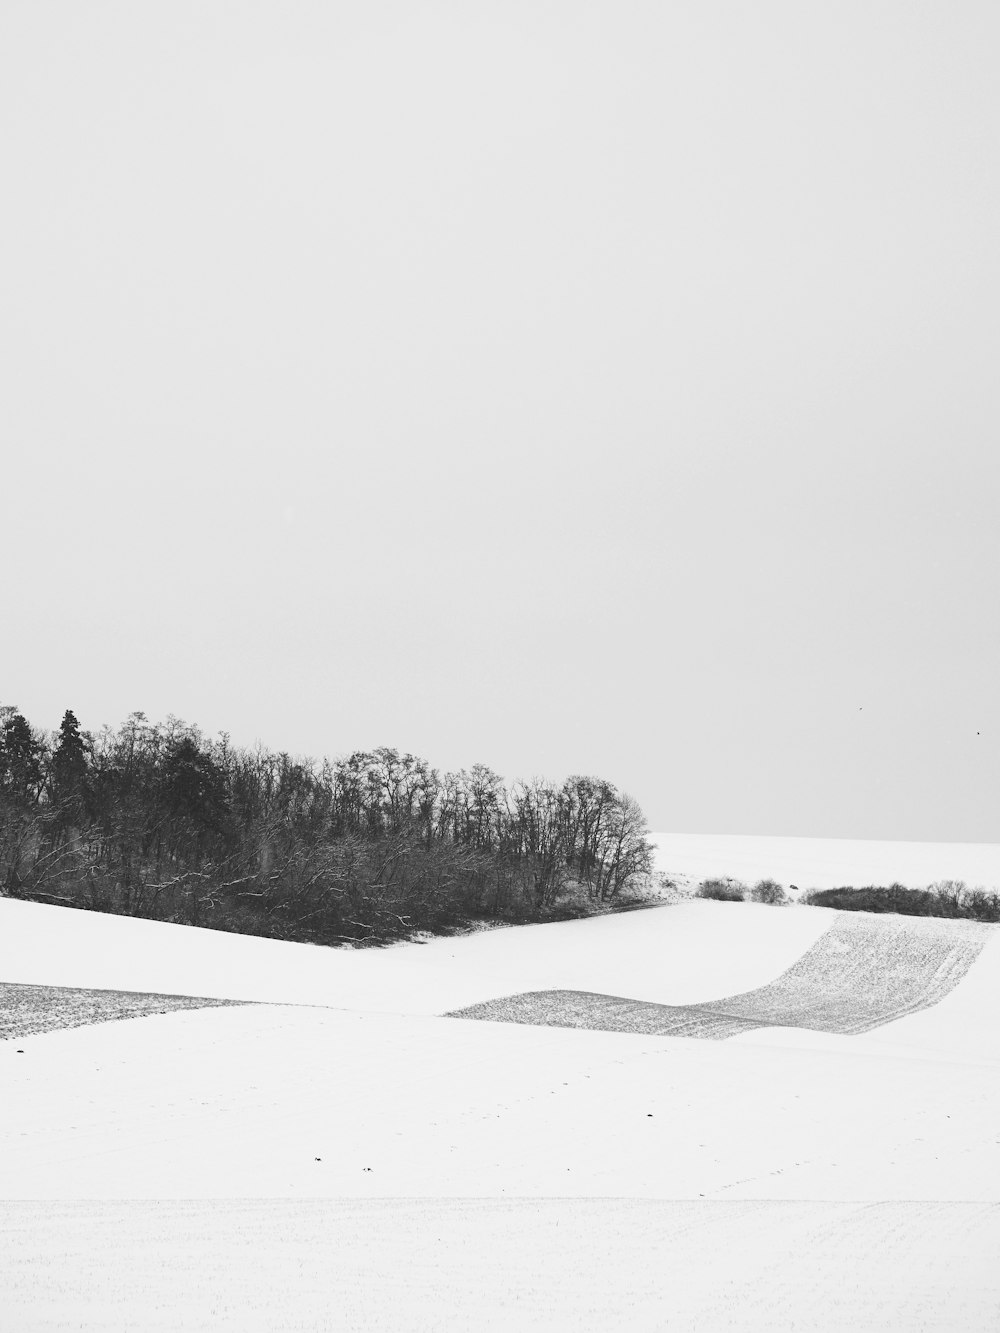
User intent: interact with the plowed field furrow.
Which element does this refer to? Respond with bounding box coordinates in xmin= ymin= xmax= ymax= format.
xmin=447 ymin=913 xmax=994 ymax=1039
xmin=0 ymin=982 xmax=245 ymax=1041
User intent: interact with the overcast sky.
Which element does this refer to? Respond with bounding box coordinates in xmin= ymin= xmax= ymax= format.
xmin=3 ymin=1 xmax=999 ymax=841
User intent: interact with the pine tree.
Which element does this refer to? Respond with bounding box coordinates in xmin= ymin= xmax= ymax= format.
xmin=51 ymin=709 xmax=88 ymax=805
xmin=0 ymin=709 xmax=44 ymax=804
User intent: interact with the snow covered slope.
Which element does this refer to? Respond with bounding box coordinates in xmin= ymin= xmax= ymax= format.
xmin=0 ymin=894 xmax=832 ymax=1011
xmin=1 ymin=870 xmax=999 ymax=1331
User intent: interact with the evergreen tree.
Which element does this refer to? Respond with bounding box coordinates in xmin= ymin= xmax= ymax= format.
xmin=0 ymin=709 xmax=44 ymax=804
xmin=51 ymin=709 xmax=89 ymax=806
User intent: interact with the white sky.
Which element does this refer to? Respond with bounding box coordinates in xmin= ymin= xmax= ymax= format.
xmin=2 ymin=1 xmax=999 ymax=840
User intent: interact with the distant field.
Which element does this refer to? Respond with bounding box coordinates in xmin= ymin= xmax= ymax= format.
xmin=650 ymin=831 xmax=1000 ymax=893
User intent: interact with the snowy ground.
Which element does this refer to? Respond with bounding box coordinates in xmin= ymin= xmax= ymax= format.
xmin=448 ymin=913 xmax=991 ymax=1038
xmin=649 ymin=830 xmax=1000 ymax=894
xmin=2 ymin=832 xmax=1000 ymax=1330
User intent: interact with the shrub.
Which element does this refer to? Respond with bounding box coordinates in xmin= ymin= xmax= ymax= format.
xmin=805 ymin=884 xmax=936 ymax=915
xmin=696 ymin=877 xmax=746 ymax=902
xmin=933 ymin=882 xmax=1000 ymax=922
xmin=803 ymin=883 xmax=1000 ymax=922
xmin=927 ymin=880 xmax=967 ymax=902
xmin=750 ymin=878 xmax=787 ymax=905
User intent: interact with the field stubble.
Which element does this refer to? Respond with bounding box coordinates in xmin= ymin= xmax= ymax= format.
xmin=448 ymin=912 xmax=993 ymax=1039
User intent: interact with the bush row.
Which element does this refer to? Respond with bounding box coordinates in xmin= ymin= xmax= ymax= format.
xmin=696 ymin=878 xmax=787 ymax=905
xmin=804 ymin=882 xmax=1000 ymax=922
xmin=694 ymin=876 xmax=1000 ymax=922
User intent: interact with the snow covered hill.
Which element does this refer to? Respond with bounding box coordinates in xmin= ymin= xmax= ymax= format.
xmin=2 ymin=842 xmax=1000 ymax=1331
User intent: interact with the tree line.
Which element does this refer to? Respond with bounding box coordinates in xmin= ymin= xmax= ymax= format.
xmin=0 ymin=706 xmax=654 ymax=943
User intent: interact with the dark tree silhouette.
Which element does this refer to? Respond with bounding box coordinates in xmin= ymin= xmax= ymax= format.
xmin=0 ymin=707 xmax=658 ymax=941
xmin=50 ymin=710 xmax=89 ymax=807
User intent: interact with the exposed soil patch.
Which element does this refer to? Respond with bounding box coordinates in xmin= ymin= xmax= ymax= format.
xmin=0 ymin=982 xmax=245 ymax=1042
xmin=447 ymin=912 xmax=993 ymax=1039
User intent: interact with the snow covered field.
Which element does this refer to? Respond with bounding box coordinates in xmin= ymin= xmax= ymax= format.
xmin=2 ymin=833 xmax=1000 ymax=1330
xmin=649 ymin=830 xmax=1000 ymax=894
